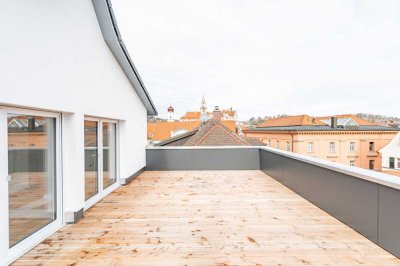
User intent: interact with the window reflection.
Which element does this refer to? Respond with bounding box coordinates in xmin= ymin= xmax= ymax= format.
xmin=103 ymin=122 xmax=116 ymax=189
xmin=84 ymin=120 xmax=98 ymax=200
xmin=7 ymin=114 xmax=56 ymax=247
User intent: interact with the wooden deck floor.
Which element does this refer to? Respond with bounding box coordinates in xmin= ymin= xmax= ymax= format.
xmin=14 ymin=170 xmax=400 ymax=266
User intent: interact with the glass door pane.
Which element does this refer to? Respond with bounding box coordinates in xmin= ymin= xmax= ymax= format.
xmin=102 ymin=122 xmax=116 ymax=189
xmin=7 ymin=114 xmax=56 ymax=247
xmin=84 ymin=120 xmax=98 ymax=201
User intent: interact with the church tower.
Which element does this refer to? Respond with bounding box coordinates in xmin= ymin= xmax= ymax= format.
xmin=200 ymin=95 xmax=208 ymax=123
xmin=167 ymin=104 xmax=174 ymax=122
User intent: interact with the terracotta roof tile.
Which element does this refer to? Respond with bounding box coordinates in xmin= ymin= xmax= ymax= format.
xmin=180 ymin=112 xmax=201 ymax=120
xmin=184 ymin=119 xmax=250 ymax=146
xmin=257 ymin=115 xmax=325 ymax=127
xmin=148 ymin=120 xmax=237 ymax=141
xmin=147 ymin=121 xmax=201 ymax=141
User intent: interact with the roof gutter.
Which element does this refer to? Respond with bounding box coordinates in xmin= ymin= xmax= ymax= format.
xmin=91 ymin=0 xmax=158 ymax=116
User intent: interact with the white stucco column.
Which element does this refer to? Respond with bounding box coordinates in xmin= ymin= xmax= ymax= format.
xmin=62 ymin=112 xmax=85 ymax=223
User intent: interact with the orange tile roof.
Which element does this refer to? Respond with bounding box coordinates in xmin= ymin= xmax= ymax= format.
xmin=221 ymin=120 xmax=236 ymax=132
xmin=147 ymin=121 xmax=201 ymax=141
xmin=180 ymin=112 xmax=201 ymax=120
xmin=148 ymin=120 xmax=237 ymax=141
xmin=184 ymin=119 xmax=248 ymax=146
xmin=257 ymin=115 xmax=325 ymax=127
xmin=222 ymin=109 xmax=236 ymax=116
xmin=315 ymin=114 xmax=376 ymax=126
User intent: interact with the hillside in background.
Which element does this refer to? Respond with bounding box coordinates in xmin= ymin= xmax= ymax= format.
xmin=355 ymin=113 xmax=400 ymax=124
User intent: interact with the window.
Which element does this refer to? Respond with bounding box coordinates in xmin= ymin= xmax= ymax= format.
xmin=276 ymin=141 xmax=280 ymax=149
xmin=286 ymin=141 xmax=291 ymax=151
xmin=397 ymin=158 xmax=400 ymax=169
xmin=349 ymin=142 xmax=356 ymax=152
xmin=369 ymin=160 xmax=375 ymax=170
xmin=7 ymin=113 xmax=58 ymax=248
xmin=102 ymin=122 xmax=117 ymax=190
xmin=329 ymin=142 xmax=335 ymax=153
xmin=389 ymin=157 xmax=395 ymax=169
xmin=369 ymin=142 xmax=375 ymax=152
xmin=307 ymin=142 xmax=314 ymax=153
xmin=84 ymin=119 xmax=118 ymax=207
xmin=350 ymin=160 xmax=355 ymax=167
xmin=84 ymin=120 xmax=99 ymax=201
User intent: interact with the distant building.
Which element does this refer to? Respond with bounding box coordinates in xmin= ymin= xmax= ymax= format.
xmin=167 ymin=105 xmax=175 ymax=121
xmin=157 ymin=107 xmax=264 ymax=146
xmin=147 ymin=96 xmax=238 ymax=145
xmin=378 ymin=121 xmax=400 ymax=129
xmin=380 ymin=132 xmax=400 ymax=176
xmin=147 ymin=110 xmax=237 ymax=145
xmin=243 ymin=114 xmax=400 ymax=171
xmin=200 ymin=95 xmax=208 ymax=123
xmin=180 ymin=95 xmax=237 ymax=122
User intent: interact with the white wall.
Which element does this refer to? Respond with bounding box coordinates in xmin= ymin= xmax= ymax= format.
xmin=380 ymin=132 xmax=400 ymax=170
xmin=0 ymin=0 xmax=148 ymax=215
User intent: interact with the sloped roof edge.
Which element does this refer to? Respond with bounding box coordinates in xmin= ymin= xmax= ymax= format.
xmin=155 ymin=129 xmax=199 ymax=146
xmin=91 ymin=0 xmax=157 ymax=116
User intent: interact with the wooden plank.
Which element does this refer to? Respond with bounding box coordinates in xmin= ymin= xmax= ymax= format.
xmin=14 ymin=170 xmax=400 ymax=265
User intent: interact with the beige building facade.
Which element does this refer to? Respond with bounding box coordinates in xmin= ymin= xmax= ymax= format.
xmin=244 ymin=115 xmax=400 ymax=171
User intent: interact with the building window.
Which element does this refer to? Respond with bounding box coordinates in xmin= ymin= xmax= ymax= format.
xmin=307 ymin=142 xmax=314 ymax=153
xmin=286 ymin=141 xmax=290 ymax=151
xmin=369 ymin=160 xmax=375 ymax=170
xmin=329 ymin=142 xmax=336 ymax=153
xmin=389 ymin=157 xmax=395 ymax=169
xmin=276 ymin=141 xmax=280 ymax=149
xmin=369 ymin=142 xmax=375 ymax=152
xmin=350 ymin=160 xmax=355 ymax=167
xmin=349 ymin=142 xmax=356 ymax=152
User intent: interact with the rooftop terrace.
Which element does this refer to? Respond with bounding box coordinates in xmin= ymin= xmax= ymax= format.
xmin=12 ymin=146 xmax=400 ymax=265
xmin=15 ymin=170 xmax=400 ymax=265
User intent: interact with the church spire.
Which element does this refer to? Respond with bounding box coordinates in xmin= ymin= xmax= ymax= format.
xmin=200 ymin=94 xmax=208 ymax=123
xmin=201 ymin=94 xmax=206 ymax=106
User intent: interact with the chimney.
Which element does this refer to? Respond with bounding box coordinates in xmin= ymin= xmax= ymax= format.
xmin=331 ymin=116 xmax=337 ymax=128
xmin=213 ymin=106 xmax=222 ymax=122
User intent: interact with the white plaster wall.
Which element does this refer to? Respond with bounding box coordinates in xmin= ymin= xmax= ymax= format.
xmin=380 ymin=133 xmax=400 ymax=169
xmin=0 ymin=0 xmax=148 ymax=214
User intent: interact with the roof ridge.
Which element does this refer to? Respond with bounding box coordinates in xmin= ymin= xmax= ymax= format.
xmin=194 ymin=124 xmax=219 ymax=145
xmin=196 ymin=123 xmax=248 ymax=146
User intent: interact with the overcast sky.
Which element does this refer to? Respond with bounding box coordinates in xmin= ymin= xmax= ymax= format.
xmin=113 ymin=0 xmax=400 ymax=120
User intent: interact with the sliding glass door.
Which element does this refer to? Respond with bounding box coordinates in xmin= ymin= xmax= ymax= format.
xmin=84 ymin=119 xmax=118 ymax=209
xmin=7 ymin=114 xmax=56 ymax=247
xmin=102 ymin=122 xmax=117 ymax=190
xmin=0 ymin=108 xmax=61 ymax=265
xmin=84 ymin=120 xmax=98 ymax=201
